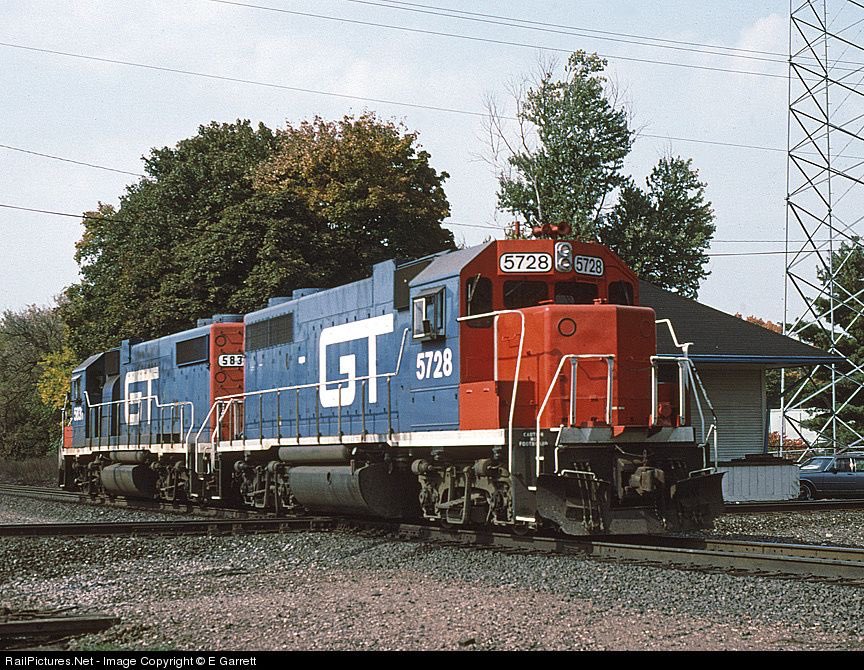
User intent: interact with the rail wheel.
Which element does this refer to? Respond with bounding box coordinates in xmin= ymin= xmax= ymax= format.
xmin=511 ymin=522 xmax=535 ymax=537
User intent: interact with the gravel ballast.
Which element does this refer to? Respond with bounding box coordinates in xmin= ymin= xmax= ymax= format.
xmin=1 ymin=496 xmax=863 ymax=651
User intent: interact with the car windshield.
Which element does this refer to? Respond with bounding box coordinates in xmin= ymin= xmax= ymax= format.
xmin=799 ymin=457 xmax=833 ymax=471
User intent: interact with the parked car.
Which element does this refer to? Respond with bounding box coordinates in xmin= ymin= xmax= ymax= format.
xmin=798 ymin=452 xmax=864 ymax=499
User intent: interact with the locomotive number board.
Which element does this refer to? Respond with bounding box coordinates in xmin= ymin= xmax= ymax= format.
xmin=499 ymin=252 xmax=552 ymax=273
xmin=218 ymin=354 xmax=245 ymax=367
xmin=499 ymin=252 xmax=604 ymax=276
xmin=573 ymin=255 xmax=604 ymax=276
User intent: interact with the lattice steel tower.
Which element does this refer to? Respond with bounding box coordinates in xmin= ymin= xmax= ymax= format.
xmin=784 ymin=0 xmax=864 ymax=451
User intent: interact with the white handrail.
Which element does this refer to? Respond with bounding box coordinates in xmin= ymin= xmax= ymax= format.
xmin=655 ymin=319 xmax=693 ymax=356
xmin=457 ymin=309 xmax=525 ymax=483
xmin=535 ymin=354 xmax=615 ymax=478
xmin=650 ymin=354 xmax=719 ymax=468
xmin=192 ymin=328 xmax=410 ymax=454
xmin=82 ymin=391 xmax=196 ymax=446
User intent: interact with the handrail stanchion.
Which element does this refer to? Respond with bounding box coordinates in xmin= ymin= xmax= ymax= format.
xmin=457 ymin=309 xmax=525 ymax=488
xmin=337 ymin=385 xmax=343 ymax=437
xmin=258 ymin=394 xmax=264 ymax=441
xmin=276 ymin=390 xmax=282 ymax=440
xmin=536 ymin=354 xmax=616 ymax=478
xmin=361 ymin=380 xmax=367 ymax=436
xmin=569 ymin=358 xmax=578 ymax=427
xmin=605 ymin=357 xmax=614 ymax=425
xmin=387 ymin=377 xmax=393 ymax=436
xmin=295 ymin=388 xmax=301 ymax=439
xmin=650 ymin=361 xmax=658 ymax=426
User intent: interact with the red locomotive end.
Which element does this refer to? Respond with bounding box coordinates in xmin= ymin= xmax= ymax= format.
xmin=459 ymin=239 xmax=656 ymax=431
xmin=209 ymin=322 xmax=244 ymax=436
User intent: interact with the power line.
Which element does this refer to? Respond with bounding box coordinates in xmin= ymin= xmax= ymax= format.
xmin=0 ymin=143 xmax=145 ymax=177
xmin=0 ymin=41 xmax=812 ymax=157
xmin=365 ymin=0 xmax=864 ymax=72
xmin=205 ymin=0 xmax=790 ymax=81
xmin=0 ymin=127 xmax=794 ymax=199
xmin=0 ymin=202 xmax=819 ymax=257
xmin=0 ymin=41 xmax=488 ymax=119
xmin=362 ymin=0 xmax=787 ymax=59
xmin=338 ymin=0 xmax=791 ymax=66
xmin=0 ymin=203 xmax=130 ymax=224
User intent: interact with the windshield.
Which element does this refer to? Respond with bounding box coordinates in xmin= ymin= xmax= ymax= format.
xmin=799 ymin=457 xmax=832 ymax=471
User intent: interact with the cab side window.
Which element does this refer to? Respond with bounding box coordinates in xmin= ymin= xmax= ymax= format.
xmin=503 ymin=281 xmax=548 ymax=309
xmin=609 ymin=280 xmax=635 ymax=306
xmin=412 ymin=288 xmax=446 ymax=340
xmin=465 ymin=276 xmax=492 ymax=328
xmin=555 ymin=282 xmax=598 ymax=305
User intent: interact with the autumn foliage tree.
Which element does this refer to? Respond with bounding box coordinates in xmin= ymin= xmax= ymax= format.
xmin=0 ymin=306 xmax=67 ymax=459
xmin=61 ymin=114 xmax=453 ymax=357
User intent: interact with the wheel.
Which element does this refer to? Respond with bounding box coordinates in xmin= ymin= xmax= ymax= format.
xmin=511 ymin=522 xmax=535 ymax=537
xmin=799 ymin=481 xmax=817 ymax=500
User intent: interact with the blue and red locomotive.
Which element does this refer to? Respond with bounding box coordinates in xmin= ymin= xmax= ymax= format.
xmin=60 ymin=239 xmax=724 ymax=535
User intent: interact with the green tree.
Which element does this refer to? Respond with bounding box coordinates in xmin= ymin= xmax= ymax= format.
xmin=795 ymin=241 xmax=864 ymax=448
xmin=0 ymin=306 xmax=66 ymax=458
xmin=61 ymin=114 xmax=453 ymax=357
xmin=495 ymin=52 xmax=633 ymax=239
xmin=62 ymin=120 xmax=278 ymax=356
xmin=490 ymin=52 xmax=716 ymax=297
xmin=599 ymin=157 xmax=715 ymax=298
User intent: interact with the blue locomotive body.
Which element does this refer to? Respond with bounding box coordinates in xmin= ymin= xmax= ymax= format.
xmin=60 ymin=240 xmax=725 ymax=535
xmin=241 ymin=255 xmax=462 ymax=441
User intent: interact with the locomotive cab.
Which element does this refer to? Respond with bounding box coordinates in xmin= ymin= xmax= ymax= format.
xmin=446 ymin=239 xmax=723 ymax=534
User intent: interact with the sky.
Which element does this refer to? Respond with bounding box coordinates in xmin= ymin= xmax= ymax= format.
xmin=0 ymin=0 xmax=824 ymax=323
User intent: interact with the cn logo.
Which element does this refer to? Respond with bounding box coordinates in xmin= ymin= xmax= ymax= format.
xmin=318 ymin=314 xmax=394 ymax=408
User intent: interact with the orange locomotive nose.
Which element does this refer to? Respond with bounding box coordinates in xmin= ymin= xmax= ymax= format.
xmin=496 ymin=304 xmax=656 ymax=430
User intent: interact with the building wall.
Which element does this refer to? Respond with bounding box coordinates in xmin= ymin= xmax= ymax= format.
xmin=691 ymin=365 xmax=766 ymax=462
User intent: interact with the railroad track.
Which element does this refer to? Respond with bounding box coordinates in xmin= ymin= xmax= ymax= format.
xmin=383 ymin=523 xmax=864 ymax=582
xmin=725 ymin=499 xmax=864 ymax=513
xmin=0 ymin=516 xmax=336 ymax=538
xmin=0 ymin=483 xmax=264 ymax=518
xmin=4 ymin=483 xmax=864 ymax=583
xmin=0 ymin=614 xmax=119 ymax=650
xmin=8 ymin=483 xmax=864 ymax=516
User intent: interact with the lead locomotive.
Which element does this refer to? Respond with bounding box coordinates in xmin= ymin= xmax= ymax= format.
xmin=60 ymin=239 xmax=724 ymax=535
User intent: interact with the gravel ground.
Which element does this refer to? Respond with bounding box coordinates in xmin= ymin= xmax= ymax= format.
xmin=1 ymin=496 xmax=864 ymax=651
xmin=0 ymin=495 xmax=208 ymax=524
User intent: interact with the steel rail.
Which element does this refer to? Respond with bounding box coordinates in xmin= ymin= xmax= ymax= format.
xmin=724 ymin=498 xmax=864 ymax=513
xmin=377 ymin=522 xmax=864 ymax=582
xmin=4 ymin=485 xmax=864 ymax=580
xmin=0 ymin=615 xmax=119 ymax=640
xmin=0 ymin=517 xmax=335 ymax=538
xmin=0 ymin=484 xmax=267 ymax=518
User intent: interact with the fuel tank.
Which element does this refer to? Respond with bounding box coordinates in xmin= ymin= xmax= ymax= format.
xmin=285 ymin=462 xmax=420 ymax=519
xmin=100 ymin=463 xmax=158 ymax=498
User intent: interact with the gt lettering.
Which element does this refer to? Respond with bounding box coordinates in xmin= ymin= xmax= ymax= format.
xmin=416 ymin=348 xmax=453 ymax=380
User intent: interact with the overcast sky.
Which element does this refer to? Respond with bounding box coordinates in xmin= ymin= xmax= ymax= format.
xmin=1 ymin=0 xmax=807 ymax=321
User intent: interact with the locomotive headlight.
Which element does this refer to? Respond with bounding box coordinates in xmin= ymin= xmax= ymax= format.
xmin=558 ymin=318 xmax=577 ymax=337
xmin=554 ymin=241 xmax=573 ymax=272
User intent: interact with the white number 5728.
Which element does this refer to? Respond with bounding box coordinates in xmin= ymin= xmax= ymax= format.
xmin=416 ymin=348 xmax=453 ymax=380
